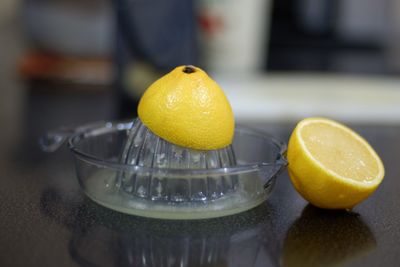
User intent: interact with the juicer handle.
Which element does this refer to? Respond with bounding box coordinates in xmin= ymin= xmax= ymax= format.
xmin=39 ymin=122 xmax=106 ymax=152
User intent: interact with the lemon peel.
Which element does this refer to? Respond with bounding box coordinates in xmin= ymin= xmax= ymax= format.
xmin=138 ymin=65 xmax=234 ymax=150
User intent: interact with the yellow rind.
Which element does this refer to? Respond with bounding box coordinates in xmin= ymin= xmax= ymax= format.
xmin=138 ymin=66 xmax=234 ymax=150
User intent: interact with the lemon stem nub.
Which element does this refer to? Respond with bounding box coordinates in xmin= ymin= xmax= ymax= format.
xmin=183 ymin=65 xmax=196 ymax=74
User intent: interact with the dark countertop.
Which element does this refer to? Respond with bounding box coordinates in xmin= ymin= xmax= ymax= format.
xmin=1 ymin=88 xmax=400 ymax=267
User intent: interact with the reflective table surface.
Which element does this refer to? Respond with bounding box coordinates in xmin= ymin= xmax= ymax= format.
xmin=1 ymin=88 xmax=400 ymax=267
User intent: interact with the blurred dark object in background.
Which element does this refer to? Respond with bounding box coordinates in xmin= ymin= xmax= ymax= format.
xmin=267 ymin=0 xmax=395 ymax=74
xmin=114 ymin=0 xmax=198 ymax=119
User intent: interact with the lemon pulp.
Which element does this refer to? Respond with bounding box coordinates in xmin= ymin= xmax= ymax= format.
xmin=301 ymin=122 xmax=380 ymax=183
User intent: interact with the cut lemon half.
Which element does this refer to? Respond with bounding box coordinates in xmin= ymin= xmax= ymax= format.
xmin=138 ymin=65 xmax=234 ymax=150
xmin=287 ymin=117 xmax=385 ymax=209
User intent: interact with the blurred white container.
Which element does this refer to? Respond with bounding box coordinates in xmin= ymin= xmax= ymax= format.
xmin=197 ymin=0 xmax=272 ymax=73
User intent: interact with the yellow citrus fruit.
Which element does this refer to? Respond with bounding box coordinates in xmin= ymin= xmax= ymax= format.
xmin=138 ymin=65 xmax=234 ymax=150
xmin=287 ymin=117 xmax=384 ymax=209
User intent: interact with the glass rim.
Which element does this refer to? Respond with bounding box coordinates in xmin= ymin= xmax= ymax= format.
xmin=68 ymin=120 xmax=288 ymax=176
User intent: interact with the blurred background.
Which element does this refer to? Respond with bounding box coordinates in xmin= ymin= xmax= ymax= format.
xmin=2 ymin=0 xmax=400 ymax=153
xmin=2 ymin=2 xmax=400 ymax=266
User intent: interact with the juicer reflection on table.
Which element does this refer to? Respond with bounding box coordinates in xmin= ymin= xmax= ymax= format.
xmin=41 ymin=65 xmax=287 ymax=219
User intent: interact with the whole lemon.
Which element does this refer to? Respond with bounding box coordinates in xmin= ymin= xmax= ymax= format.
xmin=138 ymin=65 xmax=234 ymax=150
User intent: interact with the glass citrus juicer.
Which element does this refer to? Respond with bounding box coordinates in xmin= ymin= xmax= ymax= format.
xmin=41 ymin=66 xmax=287 ymax=219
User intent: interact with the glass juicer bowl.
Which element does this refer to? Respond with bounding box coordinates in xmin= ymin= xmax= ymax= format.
xmin=41 ymin=119 xmax=287 ymax=220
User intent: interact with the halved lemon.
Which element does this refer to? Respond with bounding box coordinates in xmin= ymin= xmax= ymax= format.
xmin=138 ymin=65 xmax=234 ymax=150
xmin=287 ymin=117 xmax=385 ymax=209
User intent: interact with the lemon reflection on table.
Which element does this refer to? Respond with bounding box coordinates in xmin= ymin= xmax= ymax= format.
xmin=281 ymin=205 xmax=376 ymax=267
